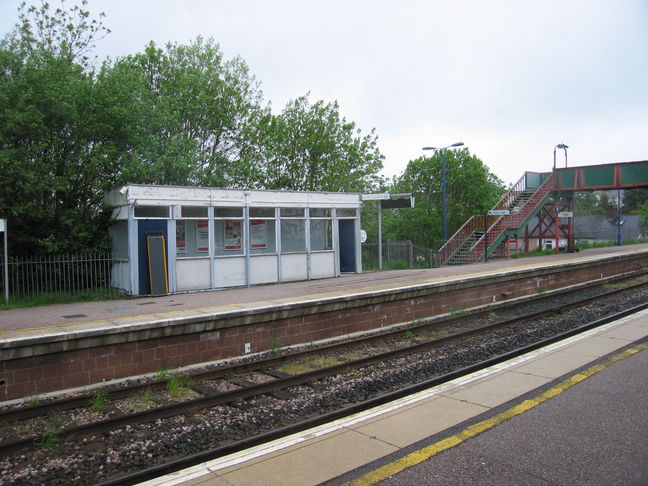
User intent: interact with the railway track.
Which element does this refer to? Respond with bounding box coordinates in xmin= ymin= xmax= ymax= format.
xmin=1 ymin=271 xmax=648 ymax=484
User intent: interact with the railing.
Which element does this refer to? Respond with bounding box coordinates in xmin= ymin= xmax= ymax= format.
xmin=438 ymin=173 xmax=529 ymax=265
xmin=362 ymin=240 xmax=440 ymax=270
xmin=469 ymin=173 xmax=555 ymax=262
xmin=438 ymin=173 xmax=556 ymax=266
xmin=492 ymin=172 xmax=528 ymax=211
xmin=0 ymin=253 xmax=124 ymax=301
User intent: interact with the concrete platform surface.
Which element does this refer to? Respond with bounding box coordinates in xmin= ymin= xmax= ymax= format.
xmin=140 ymin=302 xmax=648 ymax=486
xmin=2 ymin=244 xmax=647 ymax=336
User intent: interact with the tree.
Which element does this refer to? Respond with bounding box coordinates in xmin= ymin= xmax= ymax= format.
xmin=624 ymin=188 xmax=648 ymax=213
xmin=259 ymin=95 xmax=384 ymax=192
xmin=573 ymin=191 xmax=605 ymax=215
xmin=383 ymin=149 xmax=505 ymax=248
xmin=638 ymin=204 xmax=648 ymax=237
xmin=0 ymin=0 xmax=115 ymax=254
xmin=0 ymin=2 xmax=386 ymax=255
xmin=110 ymin=37 xmax=268 ymax=187
xmin=5 ymin=0 xmax=109 ymax=69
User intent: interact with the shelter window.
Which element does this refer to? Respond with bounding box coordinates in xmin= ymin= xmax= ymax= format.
xmin=176 ymin=220 xmax=209 ymax=256
xmin=336 ymin=208 xmax=356 ymax=218
xmin=134 ymin=205 xmax=170 ymax=219
xmin=214 ymin=207 xmax=244 ymax=256
xmin=215 ymin=208 xmax=243 ymax=218
xmin=181 ymin=206 xmax=208 ymax=218
xmin=280 ymin=207 xmax=306 ymax=253
xmin=309 ymin=208 xmax=332 ymax=251
xmin=249 ymin=207 xmax=276 ymax=254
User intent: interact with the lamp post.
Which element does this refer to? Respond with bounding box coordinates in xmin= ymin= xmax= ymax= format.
xmin=422 ymin=142 xmax=464 ymax=242
xmin=553 ymin=143 xmax=568 ymax=169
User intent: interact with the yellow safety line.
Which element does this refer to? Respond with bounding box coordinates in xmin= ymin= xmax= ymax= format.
xmin=346 ymin=342 xmax=648 ymax=486
xmin=0 ymin=254 xmax=621 ymax=336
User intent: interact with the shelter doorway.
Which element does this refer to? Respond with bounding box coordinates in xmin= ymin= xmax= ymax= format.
xmin=137 ymin=220 xmax=168 ymax=295
xmin=338 ymin=219 xmax=356 ymax=273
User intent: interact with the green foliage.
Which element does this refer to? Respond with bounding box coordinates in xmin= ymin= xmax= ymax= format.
xmin=383 ymin=260 xmax=408 ymax=270
xmin=636 ymin=204 xmax=648 ymax=236
xmin=0 ymin=1 xmax=116 ymax=255
xmin=134 ymin=387 xmax=153 ymax=411
xmin=166 ymin=374 xmax=192 ymax=398
xmin=3 ymin=0 xmax=110 ymax=69
xmin=0 ymin=4 xmax=386 ymax=255
xmin=573 ymin=192 xmax=606 ymax=215
xmin=155 ymin=367 xmax=170 ymax=381
xmin=0 ymin=288 xmax=121 ymax=310
xmin=259 ymin=94 xmax=384 ymax=192
xmin=111 ymin=37 xmax=267 ymax=187
xmin=624 ymin=189 xmax=648 ymax=212
xmin=89 ymin=388 xmax=108 ymax=412
xmin=383 ymin=149 xmax=505 ymax=248
xmin=25 ymin=394 xmax=41 ymax=407
xmin=35 ymin=414 xmax=65 ymax=450
xmin=270 ymin=337 xmax=284 ymax=356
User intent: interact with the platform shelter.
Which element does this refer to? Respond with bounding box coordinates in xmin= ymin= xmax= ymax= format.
xmin=105 ymin=185 xmax=363 ymax=296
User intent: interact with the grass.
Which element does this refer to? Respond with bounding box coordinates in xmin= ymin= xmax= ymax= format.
xmin=89 ymin=388 xmax=109 ymax=413
xmin=24 ymin=394 xmax=41 ymax=407
xmin=383 ymin=260 xmax=409 ymax=270
xmin=166 ymin=374 xmax=192 ymax=398
xmin=270 ymin=337 xmax=284 ymax=356
xmin=449 ymin=306 xmax=467 ymax=317
xmin=280 ymin=356 xmax=341 ymax=374
xmin=155 ymin=367 xmax=171 ymax=381
xmin=35 ymin=415 xmax=65 ymax=450
xmin=0 ymin=288 xmax=122 ymax=310
xmin=134 ymin=388 xmax=154 ymax=411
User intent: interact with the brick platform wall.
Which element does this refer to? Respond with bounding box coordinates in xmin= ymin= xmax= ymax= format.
xmin=1 ymin=253 xmax=646 ymax=401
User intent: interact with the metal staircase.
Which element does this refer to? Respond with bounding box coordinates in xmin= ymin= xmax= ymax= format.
xmin=438 ymin=172 xmax=554 ymax=266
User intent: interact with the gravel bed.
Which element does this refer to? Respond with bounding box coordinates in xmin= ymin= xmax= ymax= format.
xmin=1 ymin=282 xmax=647 ymax=485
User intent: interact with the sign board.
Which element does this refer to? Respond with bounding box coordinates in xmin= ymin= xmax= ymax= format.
xmin=488 ymin=209 xmax=510 ymax=216
xmin=362 ymin=193 xmax=390 ymax=201
xmin=360 ymin=229 xmax=367 ymax=243
xmin=381 ymin=197 xmax=415 ymax=209
xmin=0 ymin=219 xmax=5 ymax=232
xmin=558 ymin=211 xmax=573 ymax=218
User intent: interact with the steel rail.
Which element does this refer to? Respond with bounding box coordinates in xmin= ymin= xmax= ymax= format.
xmin=1 ymin=279 xmax=647 ymax=457
xmin=3 ymin=269 xmax=645 ymax=425
xmin=98 ymin=302 xmax=648 ymax=485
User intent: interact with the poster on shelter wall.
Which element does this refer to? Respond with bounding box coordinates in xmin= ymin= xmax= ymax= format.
xmin=224 ymin=220 xmax=242 ymax=250
xmin=250 ymin=219 xmax=267 ymax=248
xmin=196 ymin=220 xmax=209 ymax=252
xmin=176 ymin=220 xmax=186 ymax=254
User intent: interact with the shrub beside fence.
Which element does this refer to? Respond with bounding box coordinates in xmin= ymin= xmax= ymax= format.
xmin=0 ymin=253 xmax=122 ymax=302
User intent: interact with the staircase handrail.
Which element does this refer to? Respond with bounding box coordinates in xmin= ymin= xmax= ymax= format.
xmin=492 ymin=172 xmax=527 ymax=212
xmin=470 ymin=172 xmax=555 ymax=261
xmin=438 ymin=172 xmax=527 ymax=265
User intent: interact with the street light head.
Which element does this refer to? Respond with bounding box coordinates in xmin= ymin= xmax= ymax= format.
xmin=422 ymin=147 xmax=436 ymax=151
xmin=450 ymin=142 xmax=464 ymax=147
xmin=556 ymin=143 xmax=568 ymax=149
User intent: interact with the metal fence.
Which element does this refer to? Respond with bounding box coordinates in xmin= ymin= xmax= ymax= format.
xmin=0 ymin=253 xmax=122 ymax=301
xmin=362 ymin=240 xmax=439 ymax=270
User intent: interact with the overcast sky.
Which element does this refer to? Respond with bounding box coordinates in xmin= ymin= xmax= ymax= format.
xmin=1 ymin=0 xmax=647 ymax=185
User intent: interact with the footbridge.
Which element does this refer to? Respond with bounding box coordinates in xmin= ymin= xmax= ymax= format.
xmin=439 ymin=160 xmax=648 ymax=266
